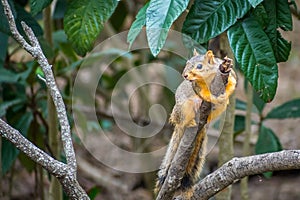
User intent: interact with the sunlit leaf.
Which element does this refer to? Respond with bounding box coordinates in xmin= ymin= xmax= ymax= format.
xmin=247 ymin=0 xmax=263 ymax=7
xmin=146 ymin=0 xmax=189 ymax=56
xmin=64 ymin=0 xmax=118 ymax=56
xmin=127 ymin=2 xmax=149 ymax=48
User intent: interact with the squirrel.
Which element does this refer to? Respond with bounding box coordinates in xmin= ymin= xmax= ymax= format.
xmin=154 ymin=50 xmax=237 ymax=197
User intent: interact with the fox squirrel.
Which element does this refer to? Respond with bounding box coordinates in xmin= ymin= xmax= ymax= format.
xmin=155 ymin=50 xmax=237 ymax=197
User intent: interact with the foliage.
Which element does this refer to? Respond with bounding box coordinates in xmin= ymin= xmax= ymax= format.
xmin=128 ymin=0 xmax=294 ymax=102
xmin=234 ymin=95 xmax=300 ymax=177
xmin=63 ymin=0 xmax=118 ymax=56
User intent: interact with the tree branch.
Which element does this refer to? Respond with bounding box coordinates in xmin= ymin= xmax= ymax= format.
xmin=0 ymin=0 xmax=89 ymax=198
xmin=0 ymin=119 xmax=67 ymax=176
xmin=1 ymin=0 xmax=76 ymax=171
xmin=175 ymin=150 xmax=300 ymax=200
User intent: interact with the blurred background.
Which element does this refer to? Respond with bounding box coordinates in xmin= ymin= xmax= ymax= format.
xmin=0 ymin=0 xmax=300 ymax=199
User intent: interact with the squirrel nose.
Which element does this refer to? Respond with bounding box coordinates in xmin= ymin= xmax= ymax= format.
xmin=183 ymin=74 xmax=188 ymax=79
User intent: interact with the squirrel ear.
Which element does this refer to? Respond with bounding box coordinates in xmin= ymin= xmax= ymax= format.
xmin=193 ymin=48 xmax=199 ymax=56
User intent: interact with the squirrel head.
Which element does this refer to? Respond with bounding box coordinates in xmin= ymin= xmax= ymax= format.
xmin=183 ymin=50 xmax=219 ymax=82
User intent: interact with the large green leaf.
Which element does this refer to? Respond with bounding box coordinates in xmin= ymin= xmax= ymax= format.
xmin=265 ymin=98 xmax=300 ymax=119
xmin=146 ymin=0 xmax=189 ymax=56
xmin=2 ymin=112 xmax=33 ymax=174
xmin=30 ymin=0 xmax=52 ymax=16
xmin=262 ymin=0 xmax=292 ymax=62
xmin=263 ymin=0 xmax=292 ymax=31
xmin=64 ymin=0 xmax=118 ymax=56
xmin=228 ymin=17 xmax=278 ymax=102
xmin=127 ymin=2 xmax=149 ymax=48
xmin=182 ymin=0 xmax=251 ymax=44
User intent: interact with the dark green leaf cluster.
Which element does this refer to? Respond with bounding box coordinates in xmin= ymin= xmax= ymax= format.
xmin=128 ymin=0 xmax=295 ymax=102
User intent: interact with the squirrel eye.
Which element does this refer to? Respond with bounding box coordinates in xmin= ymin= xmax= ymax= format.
xmin=196 ymin=64 xmax=203 ymax=69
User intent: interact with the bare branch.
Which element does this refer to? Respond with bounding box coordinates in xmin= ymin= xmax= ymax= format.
xmin=175 ymin=150 xmax=300 ymax=200
xmin=1 ymin=0 xmax=76 ymax=171
xmin=0 ymin=119 xmax=67 ymax=176
xmin=0 ymin=0 xmax=89 ymax=198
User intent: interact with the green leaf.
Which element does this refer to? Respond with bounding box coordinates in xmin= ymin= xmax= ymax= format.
xmin=2 ymin=112 xmax=33 ymax=174
xmin=263 ymin=0 xmax=292 ymax=31
xmin=255 ymin=125 xmax=282 ymax=155
xmin=15 ymin=4 xmax=43 ymax=37
xmin=110 ymin=1 xmax=127 ymax=32
xmin=53 ymin=0 xmax=67 ymax=19
xmin=0 ymin=98 xmax=25 ymax=117
xmin=233 ymin=115 xmax=246 ymax=136
xmin=247 ymin=0 xmax=263 ymax=7
xmin=0 ymin=68 xmax=20 ymax=83
xmin=255 ymin=125 xmax=282 ymax=178
xmin=0 ymin=63 xmax=33 ymax=84
xmin=30 ymin=0 xmax=52 ymax=16
xmin=262 ymin=0 xmax=292 ymax=62
xmin=0 ymin=32 xmax=8 ymax=68
xmin=88 ymin=186 xmax=101 ymax=200
xmin=182 ymin=0 xmax=251 ymax=44
xmin=2 ymin=140 xmax=18 ymax=175
xmin=64 ymin=0 xmax=118 ymax=56
xmin=127 ymin=2 xmax=149 ymax=48
xmin=228 ymin=17 xmax=278 ymax=102
xmin=146 ymin=0 xmax=189 ymax=56
xmin=265 ymin=98 xmax=300 ymax=119
xmin=213 ymin=115 xmax=250 ymax=137
xmin=268 ymin=31 xmax=291 ymax=63
xmin=253 ymin=89 xmax=265 ymax=114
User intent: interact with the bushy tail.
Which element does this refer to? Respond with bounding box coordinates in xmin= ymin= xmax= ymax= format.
xmin=154 ymin=126 xmax=184 ymax=195
xmin=154 ymin=127 xmax=207 ymax=196
xmin=181 ymin=127 xmax=207 ymax=190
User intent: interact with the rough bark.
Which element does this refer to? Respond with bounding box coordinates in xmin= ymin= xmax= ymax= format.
xmin=175 ymin=150 xmax=300 ymax=200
